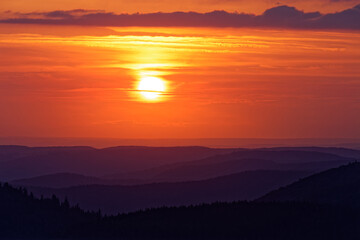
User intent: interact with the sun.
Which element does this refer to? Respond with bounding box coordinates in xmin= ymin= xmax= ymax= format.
xmin=137 ymin=76 xmax=166 ymax=101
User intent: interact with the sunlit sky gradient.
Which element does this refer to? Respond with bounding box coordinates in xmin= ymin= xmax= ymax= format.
xmin=1 ymin=0 xmax=359 ymax=14
xmin=1 ymin=1 xmax=360 ymax=139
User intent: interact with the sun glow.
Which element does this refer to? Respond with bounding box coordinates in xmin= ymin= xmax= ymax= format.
xmin=137 ymin=76 xmax=166 ymax=101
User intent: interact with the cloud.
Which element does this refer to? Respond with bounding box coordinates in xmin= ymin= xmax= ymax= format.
xmin=1 ymin=9 xmax=105 ymax=19
xmin=43 ymin=9 xmax=104 ymax=19
xmin=1 ymin=5 xmax=359 ymax=29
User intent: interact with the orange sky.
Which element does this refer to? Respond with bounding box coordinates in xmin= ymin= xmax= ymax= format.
xmin=1 ymin=24 xmax=359 ymax=139
xmin=1 ymin=0 xmax=359 ymax=14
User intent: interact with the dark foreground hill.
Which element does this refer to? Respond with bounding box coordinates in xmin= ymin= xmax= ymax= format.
xmin=0 ymin=182 xmax=359 ymax=240
xmin=259 ymin=162 xmax=360 ymax=207
xmin=0 ymin=182 xmax=97 ymax=239
xmin=27 ymin=170 xmax=309 ymax=214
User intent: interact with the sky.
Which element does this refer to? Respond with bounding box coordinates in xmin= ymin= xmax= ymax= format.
xmin=0 ymin=1 xmax=360 ymax=140
xmin=1 ymin=0 xmax=359 ymax=14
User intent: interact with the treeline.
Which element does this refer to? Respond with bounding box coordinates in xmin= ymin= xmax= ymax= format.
xmin=0 ymin=182 xmax=359 ymax=239
xmin=0 ymin=182 xmax=100 ymax=239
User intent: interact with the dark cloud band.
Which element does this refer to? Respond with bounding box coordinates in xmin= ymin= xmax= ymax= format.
xmin=1 ymin=5 xmax=360 ymax=29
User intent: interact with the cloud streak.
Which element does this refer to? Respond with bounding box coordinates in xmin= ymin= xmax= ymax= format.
xmin=1 ymin=5 xmax=360 ymax=29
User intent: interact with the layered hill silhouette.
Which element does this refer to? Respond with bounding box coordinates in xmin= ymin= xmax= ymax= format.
xmin=4 ymin=146 xmax=358 ymax=188
xmin=1 ymin=179 xmax=359 ymax=239
xmin=0 ymin=145 xmax=234 ymax=180
xmin=27 ymin=170 xmax=309 ymax=214
xmin=3 ymin=145 xmax=359 ymax=216
xmin=118 ymin=149 xmax=357 ymax=182
xmin=259 ymin=162 xmax=360 ymax=208
xmin=12 ymin=172 xmax=147 ymax=188
xmin=0 ymin=145 xmax=94 ymax=162
xmin=259 ymin=147 xmax=360 ymax=159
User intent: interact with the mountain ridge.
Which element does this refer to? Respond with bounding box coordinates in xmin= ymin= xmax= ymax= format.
xmin=258 ymin=162 xmax=360 ymax=207
xmin=26 ymin=170 xmax=310 ymax=214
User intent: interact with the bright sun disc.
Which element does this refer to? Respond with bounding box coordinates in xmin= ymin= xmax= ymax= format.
xmin=137 ymin=76 xmax=166 ymax=100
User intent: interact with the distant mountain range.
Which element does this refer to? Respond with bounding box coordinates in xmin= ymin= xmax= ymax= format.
xmin=2 ymin=137 xmax=360 ymax=149
xmin=2 ymin=145 xmax=360 ymax=214
xmin=12 ymin=173 xmax=147 ymax=188
xmin=0 ymin=145 xmax=234 ymax=180
xmin=124 ymin=149 xmax=356 ymax=182
xmin=259 ymin=147 xmax=360 ymax=158
xmin=3 ymin=145 xmax=358 ymax=184
xmin=26 ymin=170 xmax=309 ymax=214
